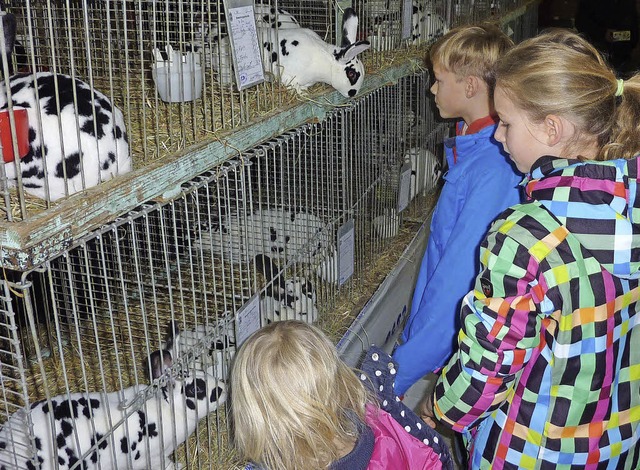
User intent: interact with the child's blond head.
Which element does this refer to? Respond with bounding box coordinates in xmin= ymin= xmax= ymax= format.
xmin=495 ymin=28 xmax=640 ymax=160
xmin=230 ymin=320 xmax=370 ymax=470
xmin=429 ymin=23 xmax=513 ymax=91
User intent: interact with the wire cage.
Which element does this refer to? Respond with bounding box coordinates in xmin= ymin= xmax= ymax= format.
xmin=0 ymin=0 xmax=536 ymax=223
xmin=0 ymin=0 xmax=344 ymax=220
xmin=0 ymin=2 xmax=541 ymax=468
xmin=0 ymin=69 xmax=449 ymax=469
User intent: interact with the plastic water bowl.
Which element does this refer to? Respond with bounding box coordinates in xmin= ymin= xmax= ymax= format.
xmin=152 ymin=62 xmax=203 ymax=103
xmin=373 ymin=211 xmax=400 ymax=239
xmin=0 ymin=108 xmax=29 ymax=163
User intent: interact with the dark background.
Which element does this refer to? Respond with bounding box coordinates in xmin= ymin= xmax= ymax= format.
xmin=538 ymin=0 xmax=640 ymax=74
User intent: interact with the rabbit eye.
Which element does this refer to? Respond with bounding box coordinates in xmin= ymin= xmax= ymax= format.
xmin=184 ymin=378 xmax=207 ymax=400
xmin=345 ymin=67 xmax=360 ymax=85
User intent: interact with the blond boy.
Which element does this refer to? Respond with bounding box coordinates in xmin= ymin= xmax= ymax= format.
xmin=393 ymin=24 xmax=523 ymax=395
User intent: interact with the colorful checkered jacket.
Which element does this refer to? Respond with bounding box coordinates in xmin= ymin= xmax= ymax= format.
xmin=433 ymin=156 xmax=640 ymax=469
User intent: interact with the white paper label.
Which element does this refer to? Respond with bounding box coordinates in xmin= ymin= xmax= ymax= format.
xmin=402 ymin=0 xmax=413 ymax=40
xmin=338 ymin=219 xmax=355 ymax=285
xmin=235 ymin=293 xmax=261 ymax=346
xmin=226 ymin=5 xmax=265 ymax=89
xmin=398 ymin=162 xmax=412 ymax=213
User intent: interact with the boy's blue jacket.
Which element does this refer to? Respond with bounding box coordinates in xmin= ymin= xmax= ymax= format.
xmin=392 ymin=120 xmax=522 ymax=395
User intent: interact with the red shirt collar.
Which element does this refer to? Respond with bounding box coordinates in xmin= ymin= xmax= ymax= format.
xmin=456 ymin=115 xmax=498 ymax=136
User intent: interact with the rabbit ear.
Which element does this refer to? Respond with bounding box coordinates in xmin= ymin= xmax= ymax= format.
xmin=255 ymin=253 xmax=286 ymax=292
xmin=336 ymin=40 xmax=371 ymax=63
xmin=341 ymin=7 xmax=358 ymax=46
xmin=148 ymin=349 xmax=173 ymax=380
xmin=0 ymin=12 xmax=16 ymax=56
xmin=164 ymin=320 xmax=181 ymax=351
xmin=254 ymin=254 xmax=279 ymax=281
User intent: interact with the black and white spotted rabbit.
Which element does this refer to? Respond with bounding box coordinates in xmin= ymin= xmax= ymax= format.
xmin=0 ymin=73 xmax=132 ymax=201
xmin=255 ymin=254 xmax=318 ymax=324
xmin=148 ymin=313 xmax=237 ymax=382
xmin=258 ymin=7 xmax=370 ymax=97
xmin=212 ymin=7 xmax=370 ymax=97
xmin=0 ymin=14 xmax=131 ymax=201
xmin=0 ymin=372 xmax=226 ymax=469
xmin=196 ymin=206 xmax=330 ymax=266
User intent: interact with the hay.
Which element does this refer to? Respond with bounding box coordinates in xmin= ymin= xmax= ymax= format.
xmin=116 ymin=74 xmax=304 ymax=170
xmin=177 ymin=405 xmax=243 ymax=470
xmin=317 ymin=188 xmax=439 ymax=343
xmin=0 ymin=43 xmax=429 ymax=222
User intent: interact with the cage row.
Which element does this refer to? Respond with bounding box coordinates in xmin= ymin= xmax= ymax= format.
xmin=0 ymin=0 xmax=533 ymax=222
xmin=0 ymin=2 xmax=544 ymax=466
xmin=0 ymin=70 xmax=448 ymax=469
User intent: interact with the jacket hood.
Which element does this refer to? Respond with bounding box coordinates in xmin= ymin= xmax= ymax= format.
xmin=525 ymin=156 xmax=640 ymax=279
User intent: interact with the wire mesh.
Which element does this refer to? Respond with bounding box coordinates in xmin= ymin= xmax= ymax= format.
xmin=0 ymin=69 xmax=450 ymax=468
xmin=0 ymin=0 xmax=535 ymax=221
xmin=0 ymin=1 xmax=540 ymax=467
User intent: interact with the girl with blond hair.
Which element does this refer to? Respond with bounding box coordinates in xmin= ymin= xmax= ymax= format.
xmin=426 ymin=29 xmax=640 ymax=468
xmin=231 ymin=320 xmax=452 ymax=470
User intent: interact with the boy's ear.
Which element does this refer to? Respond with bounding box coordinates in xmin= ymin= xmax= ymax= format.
xmin=465 ymin=75 xmax=482 ymax=99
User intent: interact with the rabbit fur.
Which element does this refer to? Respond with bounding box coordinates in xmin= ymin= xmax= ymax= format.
xmin=0 ymin=19 xmax=131 ymax=201
xmin=404 ymin=147 xmax=442 ymax=201
xmin=195 ymin=206 xmax=331 ymax=267
xmin=365 ymin=0 xmax=448 ymax=49
xmin=255 ymin=254 xmax=318 ymax=324
xmin=211 ymin=7 xmax=370 ymax=97
xmin=0 ymin=72 xmax=132 ymax=201
xmin=411 ymin=0 xmax=449 ymax=43
xmin=148 ymin=314 xmax=236 ymax=382
xmin=0 ymin=372 xmax=226 ymax=470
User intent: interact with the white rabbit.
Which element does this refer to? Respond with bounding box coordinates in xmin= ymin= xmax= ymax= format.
xmin=0 ymin=15 xmax=130 ymax=201
xmin=148 ymin=313 xmax=236 ymax=382
xmin=0 ymin=372 xmax=226 ymax=470
xmin=212 ymin=7 xmax=370 ymax=97
xmin=0 ymin=72 xmax=131 ymax=201
xmin=411 ymin=0 xmax=449 ymax=44
xmin=255 ymin=254 xmax=318 ymax=324
xmin=364 ymin=0 xmax=448 ymax=49
xmin=257 ymin=7 xmax=370 ymax=97
xmin=404 ymin=147 xmax=442 ymax=201
xmin=195 ymin=206 xmax=331 ymax=266
xmin=364 ymin=0 xmax=403 ymax=51
xmin=253 ymin=3 xmax=300 ymax=29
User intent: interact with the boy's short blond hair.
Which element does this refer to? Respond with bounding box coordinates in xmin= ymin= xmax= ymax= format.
xmin=429 ymin=23 xmax=514 ymax=91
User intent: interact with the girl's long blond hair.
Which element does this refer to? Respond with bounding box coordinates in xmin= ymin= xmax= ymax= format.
xmin=495 ymin=28 xmax=640 ymax=160
xmin=230 ymin=320 xmax=371 ymax=470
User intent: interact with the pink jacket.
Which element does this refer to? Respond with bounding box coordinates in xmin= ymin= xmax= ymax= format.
xmin=366 ymin=405 xmax=442 ymax=470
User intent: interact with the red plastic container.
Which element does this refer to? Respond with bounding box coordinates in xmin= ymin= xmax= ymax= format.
xmin=0 ymin=108 xmax=29 ymax=163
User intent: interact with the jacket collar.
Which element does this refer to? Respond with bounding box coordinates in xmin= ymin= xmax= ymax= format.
xmin=456 ymin=114 xmax=498 ymax=136
xmin=524 ymin=156 xmax=586 ymax=198
xmin=445 ymin=120 xmax=501 ymax=170
xmin=524 ymin=155 xmax=640 ymax=279
xmin=329 ymin=414 xmax=373 ymax=470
